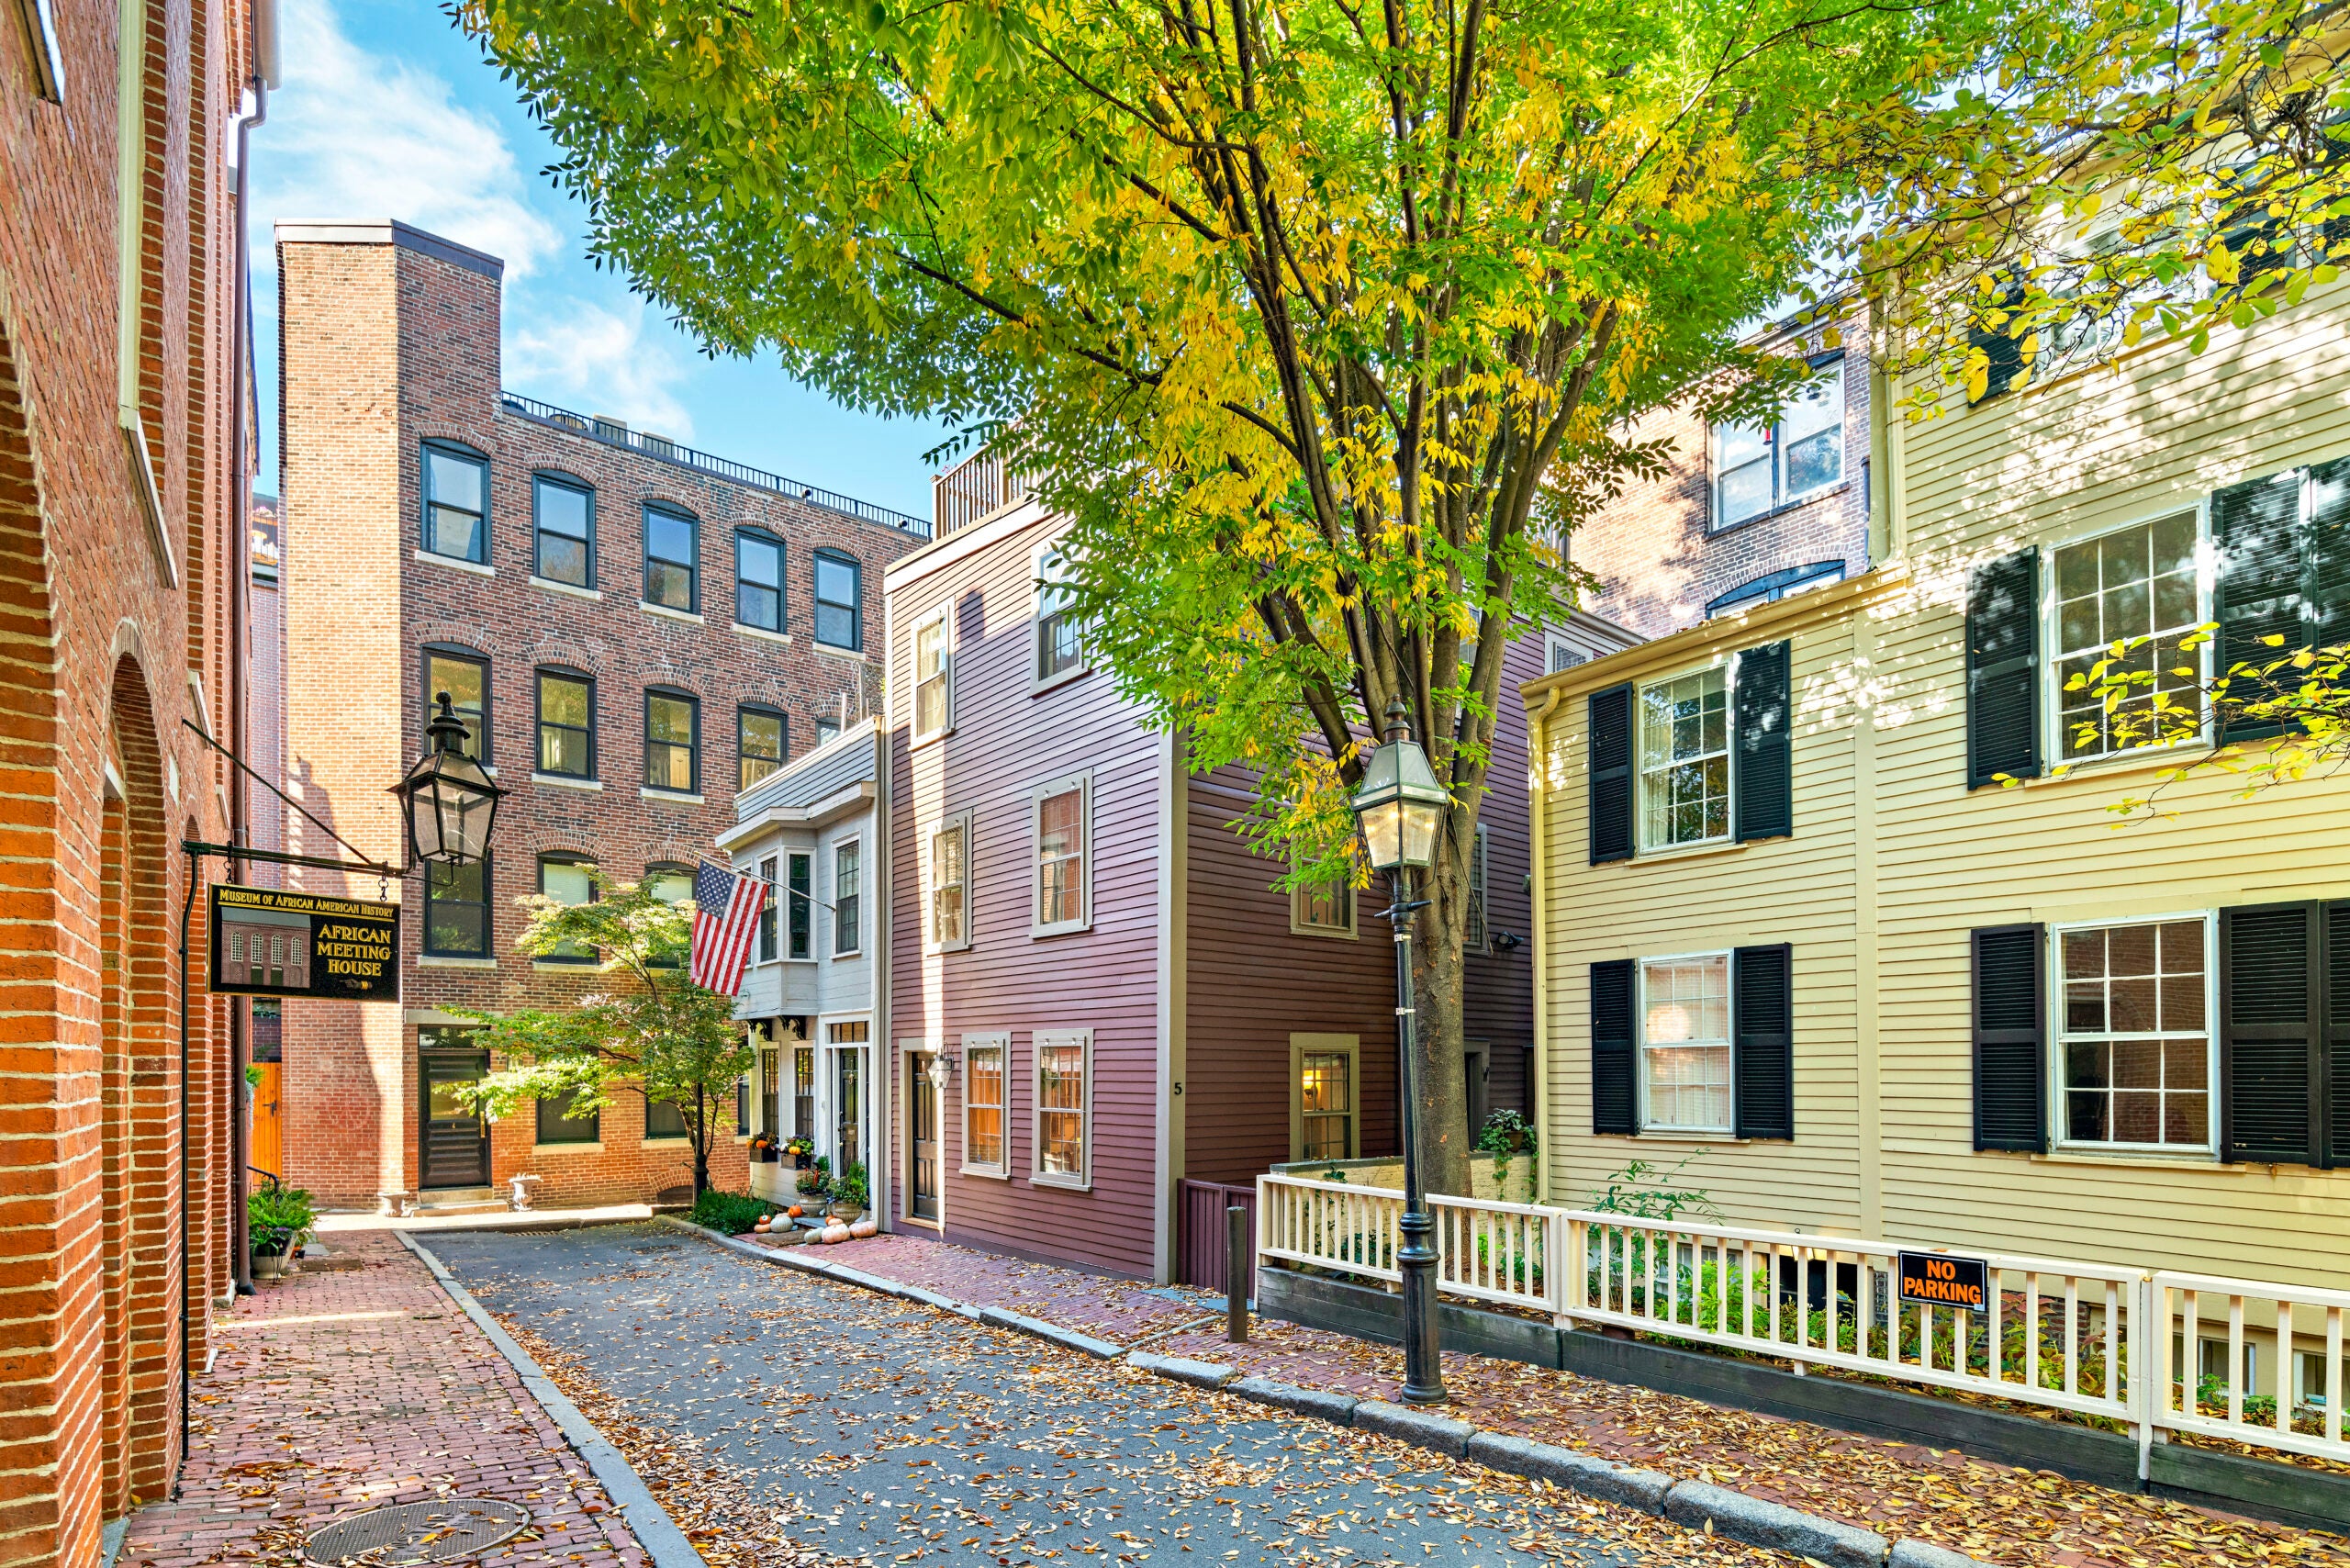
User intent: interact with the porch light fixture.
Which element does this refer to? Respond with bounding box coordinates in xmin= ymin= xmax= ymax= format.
xmin=1350 ymin=701 xmax=1448 ymax=872
xmin=391 ymin=691 xmax=507 ymax=868
xmin=1347 ymin=697 xmax=1449 ymax=1406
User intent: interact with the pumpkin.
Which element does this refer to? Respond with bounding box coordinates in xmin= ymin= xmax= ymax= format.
xmin=848 ymin=1219 xmax=877 ymax=1239
xmin=785 ymin=1204 xmax=803 ymax=1218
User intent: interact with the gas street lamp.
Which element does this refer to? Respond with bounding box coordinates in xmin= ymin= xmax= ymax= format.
xmin=389 ymin=691 xmax=507 ymax=868
xmin=1349 ymin=696 xmax=1450 ymax=1406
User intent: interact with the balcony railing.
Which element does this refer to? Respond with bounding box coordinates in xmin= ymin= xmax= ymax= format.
xmin=499 ymin=392 xmax=930 ymax=538
xmin=933 ymin=446 xmax=1034 ymax=537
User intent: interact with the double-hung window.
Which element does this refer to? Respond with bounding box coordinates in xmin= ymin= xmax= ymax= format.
xmin=1035 ymin=545 xmax=1083 ymax=685
xmin=1638 ymin=667 xmax=1729 ymax=848
xmin=1639 ymin=953 xmax=1733 ymax=1134
xmin=2057 ymin=917 xmax=2211 ymax=1149
xmin=913 ymin=610 xmax=953 ymax=740
xmin=928 ymin=813 xmax=971 ymax=951
xmin=643 ymin=503 xmax=699 ymax=612
xmin=739 ymin=706 xmax=785 ymax=792
xmin=536 ymin=1089 xmax=599 ymax=1145
xmin=532 ymin=473 xmax=594 ymax=587
xmin=1033 ymin=1030 xmax=1091 ymax=1185
xmin=1713 ymin=360 xmax=1844 ymax=530
xmin=536 ymin=856 xmax=598 ymax=963
xmin=813 ymin=550 xmax=861 ymax=649
xmin=644 ymin=689 xmax=699 ymax=793
xmin=833 ymin=840 xmax=861 ymax=956
xmin=787 ymin=852 xmax=812 ymax=958
xmin=793 ymin=1044 xmax=816 ymax=1139
xmin=423 ymin=647 xmax=489 ymax=762
xmin=1033 ymin=774 xmax=1091 ymax=935
xmin=962 ymin=1035 xmax=1007 ymax=1174
xmin=1292 ymin=1036 xmax=1360 ymax=1161
xmin=421 ymin=442 xmax=488 ymax=563
xmin=645 ymin=865 xmax=691 ymax=969
xmin=424 ymin=857 xmax=491 ymax=958
xmin=756 ymin=856 xmax=779 ymax=962
xmin=1291 ymin=863 xmax=1354 ymax=938
xmin=736 ymin=528 xmax=784 ymax=631
xmin=535 ymin=669 xmax=594 ymax=778
xmin=2051 ymin=509 xmax=2204 ymax=762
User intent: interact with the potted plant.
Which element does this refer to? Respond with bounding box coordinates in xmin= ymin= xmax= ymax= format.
xmin=795 ymin=1156 xmax=831 ymax=1203
xmin=248 ymin=1183 xmax=316 ymax=1282
xmin=833 ymin=1161 xmax=869 ymax=1221
xmin=783 ymin=1137 xmax=815 ymax=1170
xmin=749 ymin=1135 xmax=780 ymax=1164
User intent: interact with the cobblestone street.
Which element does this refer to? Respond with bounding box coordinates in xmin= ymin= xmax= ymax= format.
xmin=119 ymin=1229 xmax=648 ymax=1568
xmin=431 ymin=1222 xmax=1781 ymax=1568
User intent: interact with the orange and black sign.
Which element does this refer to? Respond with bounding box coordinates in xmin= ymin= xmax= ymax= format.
xmin=208 ymin=885 xmax=399 ymax=1001
xmin=1897 ymin=1250 xmax=1988 ymax=1311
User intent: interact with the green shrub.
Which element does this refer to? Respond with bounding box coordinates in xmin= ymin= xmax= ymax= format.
xmin=248 ymin=1185 xmax=316 ymax=1255
xmin=690 ymin=1189 xmax=777 ymax=1234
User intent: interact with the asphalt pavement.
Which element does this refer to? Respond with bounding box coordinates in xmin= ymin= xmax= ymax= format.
xmin=429 ymin=1223 xmax=1661 ymax=1568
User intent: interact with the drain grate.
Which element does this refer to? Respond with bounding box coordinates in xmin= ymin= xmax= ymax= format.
xmin=303 ymin=1498 xmax=531 ymax=1565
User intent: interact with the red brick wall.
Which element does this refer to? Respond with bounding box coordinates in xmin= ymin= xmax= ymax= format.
xmin=1574 ymin=339 xmax=1874 ymax=640
xmin=277 ymin=225 xmax=920 ymax=1209
xmin=0 ymin=0 xmax=246 ymax=1555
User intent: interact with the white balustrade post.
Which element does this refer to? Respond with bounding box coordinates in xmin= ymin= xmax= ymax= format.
xmin=2132 ymin=1274 xmax=2152 ymax=1482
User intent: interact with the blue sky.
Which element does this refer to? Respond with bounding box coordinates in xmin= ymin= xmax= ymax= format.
xmin=251 ymin=0 xmax=946 ymax=518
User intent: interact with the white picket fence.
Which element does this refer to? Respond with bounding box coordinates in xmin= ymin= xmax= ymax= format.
xmin=1258 ymin=1172 xmax=2350 ymax=1473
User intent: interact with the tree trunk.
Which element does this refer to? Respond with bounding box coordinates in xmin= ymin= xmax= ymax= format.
xmin=1408 ymin=860 xmax=1474 ymax=1198
xmin=691 ymin=1087 xmax=711 ymax=1202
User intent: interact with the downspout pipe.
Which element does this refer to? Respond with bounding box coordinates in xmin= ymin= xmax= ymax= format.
xmin=222 ymin=0 xmax=274 ymax=1302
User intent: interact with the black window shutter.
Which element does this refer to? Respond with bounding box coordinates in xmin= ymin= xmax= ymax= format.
xmin=1965 ymin=552 xmax=2041 ymax=788
xmin=2308 ymin=456 xmax=2350 ymax=655
xmin=1591 ymin=958 xmax=1637 ymax=1136
xmin=1972 ymin=924 xmax=2045 ymax=1152
xmin=2212 ymin=471 xmax=2307 ymax=742
xmin=1968 ymin=288 xmax=2025 ymax=402
xmin=1588 ymin=683 xmax=1634 ymax=865
xmin=1733 ymin=641 xmax=1793 ymax=843
xmin=1732 ymin=944 xmax=1794 ymax=1140
xmin=2326 ymin=901 xmax=2350 ymax=1171
xmin=2221 ymin=902 xmax=2322 ymax=1166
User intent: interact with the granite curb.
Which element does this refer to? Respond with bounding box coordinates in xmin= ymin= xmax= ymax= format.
xmin=396 ymin=1229 xmax=706 ymax=1568
xmin=654 ymin=1222 xmax=1992 ymax=1568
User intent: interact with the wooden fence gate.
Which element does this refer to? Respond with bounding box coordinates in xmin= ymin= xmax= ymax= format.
xmin=1177 ymin=1179 xmax=1257 ymax=1297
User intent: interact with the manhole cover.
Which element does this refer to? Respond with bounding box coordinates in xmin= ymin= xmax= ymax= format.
xmin=304 ymin=1499 xmax=531 ymax=1565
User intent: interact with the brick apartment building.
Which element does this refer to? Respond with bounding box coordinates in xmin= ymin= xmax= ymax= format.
xmin=274 ymin=220 xmax=928 ymax=1213
xmin=1569 ymin=315 xmax=1878 ymax=639
xmin=1 ymin=0 xmax=254 ymax=1558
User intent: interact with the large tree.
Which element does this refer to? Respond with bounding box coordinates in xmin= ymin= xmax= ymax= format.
xmin=458 ymin=0 xmax=2012 ymax=1193
xmin=457 ymin=875 xmax=753 ymax=1201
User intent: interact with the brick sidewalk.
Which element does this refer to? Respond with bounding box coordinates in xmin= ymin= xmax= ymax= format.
xmin=780 ymin=1229 xmax=2350 ymax=1568
xmin=120 ymin=1228 xmax=650 ymax=1568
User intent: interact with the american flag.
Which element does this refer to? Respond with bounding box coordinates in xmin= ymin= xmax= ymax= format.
xmin=690 ymin=860 xmax=767 ymax=996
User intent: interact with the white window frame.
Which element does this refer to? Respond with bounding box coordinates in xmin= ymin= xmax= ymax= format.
xmin=1710 ymin=355 xmax=1846 ymax=531
xmin=959 ymin=1031 xmax=1011 ymax=1178
xmin=1543 ymin=632 xmax=1586 ymax=675
xmin=1635 ymin=948 xmax=1735 ymax=1137
xmin=1030 ymin=770 xmax=1092 ymax=936
xmin=1288 ymin=1033 xmax=1361 ymax=1163
xmin=1635 ymin=659 xmax=1734 ymax=853
xmin=1030 ymin=1028 xmax=1092 ymax=1189
xmin=1289 ymin=857 xmax=1357 ymax=940
xmin=831 ymin=835 xmax=863 ymax=958
xmin=2040 ymin=501 xmax=2213 ymax=767
xmin=785 ymin=849 xmax=813 ymax=960
xmin=2047 ymin=910 xmax=2218 ymax=1159
xmin=926 ymin=811 xmax=974 ymax=954
xmin=912 ymin=605 xmax=955 ymax=745
xmin=1033 ymin=541 xmax=1089 ymax=693
xmin=815 ymin=1012 xmax=872 ymax=1176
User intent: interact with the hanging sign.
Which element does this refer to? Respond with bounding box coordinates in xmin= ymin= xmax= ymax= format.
xmin=208 ymin=885 xmax=400 ymax=1001
xmin=1897 ymin=1249 xmax=1989 ymax=1311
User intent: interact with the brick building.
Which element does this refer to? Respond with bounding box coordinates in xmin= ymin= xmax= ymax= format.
xmin=1569 ymin=317 xmax=1879 ymax=640
xmin=1 ymin=0 xmax=253 ymax=1558
xmin=274 ymin=220 xmax=927 ymax=1213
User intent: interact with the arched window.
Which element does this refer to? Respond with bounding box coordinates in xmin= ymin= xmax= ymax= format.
xmin=421 ymin=441 xmax=489 ymax=564
xmin=420 ymin=644 xmax=489 ymax=761
xmin=643 ymin=502 xmax=699 ymax=612
xmin=534 ymin=666 xmax=595 ymax=778
xmin=735 ymin=527 xmax=784 ymax=632
xmin=644 ymin=688 xmax=700 ymax=794
xmin=812 ymin=549 xmax=861 ymax=650
xmin=533 ymin=472 xmax=596 ymax=588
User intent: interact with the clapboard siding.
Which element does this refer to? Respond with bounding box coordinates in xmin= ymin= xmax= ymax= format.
xmin=1182 ymin=767 xmax=1401 ymax=1184
xmin=1530 ymin=286 xmax=2350 ymax=1286
xmin=888 ymin=503 xmax=1167 ymax=1279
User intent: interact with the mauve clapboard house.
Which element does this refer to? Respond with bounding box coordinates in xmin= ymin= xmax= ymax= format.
xmin=883 ymin=456 xmax=1637 ymax=1282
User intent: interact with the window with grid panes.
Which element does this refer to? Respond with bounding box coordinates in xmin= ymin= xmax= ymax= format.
xmin=2053 ymin=510 xmax=2203 ymax=760
xmin=834 ymin=841 xmax=861 ymax=955
xmin=1035 ymin=779 xmax=1088 ymax=932
xmin=1299 ymin=1051 xmax=1354 ymax=1160
xmin=1639 ymin=954 xmax=1732 ymax=1133
xmin=1035 ymin=1036 xmax=1088 ymax=1181
xmin=1638 ymin=669 xmax=1729 ymax=847
xmin=964 ymin=1040 xmax=1005 ymax=1171
xmin=2059 ymin=918 xmax=2210 ymax=1148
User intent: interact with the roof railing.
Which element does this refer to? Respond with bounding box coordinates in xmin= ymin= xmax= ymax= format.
xmin=498 ymin=391 xmax=930 ymax=538
xmin=932 ymin=446 xmax=1034 ymax=537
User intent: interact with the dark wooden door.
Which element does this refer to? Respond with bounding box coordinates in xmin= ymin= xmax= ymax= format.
xmin=908 ymin=1054 xmax=940 ymax=1220
xmin=420 ymin=1049 xmax=489 ymax=1189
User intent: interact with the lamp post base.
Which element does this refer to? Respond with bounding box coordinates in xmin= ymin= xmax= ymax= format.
xmin=1397 ymin=1214 xmax=1446 ymax=1405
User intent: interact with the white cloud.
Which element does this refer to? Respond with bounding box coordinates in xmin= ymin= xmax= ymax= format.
xmin=507 ymin=301 xmax=696 ymax=441
xmin=252 ymin=0 xmax=561 ymax=277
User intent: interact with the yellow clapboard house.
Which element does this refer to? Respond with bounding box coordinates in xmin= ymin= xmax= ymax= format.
xmin=1526 ymin=286 xmax=2350 ymax=1407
